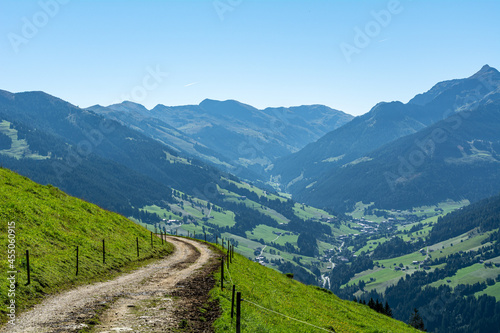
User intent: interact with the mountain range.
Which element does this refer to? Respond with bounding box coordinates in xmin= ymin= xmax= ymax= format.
xmin=270 ymin=65 xmax=500 ymax=211
xmin=1 ymin=65 xmax=500 ymax=215
xmin=0 ymin=90 xmax=223 ymax=217
xmin=2 ymin=65 xmax=500 ymax=333
xmin=87 ymin=99 xmax=353 ymax=180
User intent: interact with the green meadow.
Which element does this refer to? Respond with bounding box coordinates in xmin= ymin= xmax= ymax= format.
xmin=211 ymin=250 xmax=419 ymax=332
xmin=0 ymin=168 xmax=172 ymax=324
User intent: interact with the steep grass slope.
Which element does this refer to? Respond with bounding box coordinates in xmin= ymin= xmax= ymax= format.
xmin=0 ymin=167 xmax=173 ymax=324
xmin=212 ymin=250 xmax=419 ymax=332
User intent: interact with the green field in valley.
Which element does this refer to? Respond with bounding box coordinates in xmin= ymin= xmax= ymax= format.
xmin=0 ymin=120 xmax=49 ymax=160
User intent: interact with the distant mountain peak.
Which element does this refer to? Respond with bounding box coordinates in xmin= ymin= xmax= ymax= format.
xmin=107 ymin=101 xmax=151 ymax=116
xmin=409 ymin=65 xmax=500 ymax=107
xmin=0 ymin=89 xmax=15 ymax=100
xmin=470 ymin=64 xmax=500 ymax=80
xmin=199 ymin=99 xmax=258 ymax=116
xmin=111 ymin=100 xmax=149 ymax=109
xmin=200 ymin=98 xmax=255 ymax=108
xmin=478 ymin=64 xmax=495 ymax=73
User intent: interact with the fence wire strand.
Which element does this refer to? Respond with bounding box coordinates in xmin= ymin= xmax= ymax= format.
xmin=226 ymin=264 xmax=234 ymax=285
xmin=221 ymin=245 xmax=334 ymax=332
xmin=242 ymin=298 xmax=335 ymax=332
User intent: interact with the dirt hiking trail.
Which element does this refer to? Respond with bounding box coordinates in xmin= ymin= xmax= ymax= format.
xmin=1 ymin=237 xmax=220 ymax=333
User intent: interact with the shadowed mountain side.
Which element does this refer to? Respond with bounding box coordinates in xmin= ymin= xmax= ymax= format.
xmin=89 ymin=99 xmax=353 ymax=180
xmin=296 ymin=101 xmax=500 ymax=211
xmin=272 ymin=65 xmax=500 ymax=202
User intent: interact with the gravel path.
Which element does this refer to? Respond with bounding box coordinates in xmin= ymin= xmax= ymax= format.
xmin=1 ymin=237 xmax=219 ymax=333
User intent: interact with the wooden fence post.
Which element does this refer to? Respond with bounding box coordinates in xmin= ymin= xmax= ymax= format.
xmin=76 ymin=246 xmax=79 ymax=276
xmin=227 ymin=250 xmax=230 ymax=269
xmin=236 ymin=292 xmax=241 ymax=333
xmin=204 ymin=232 xmax=207 ymax=242
xmin=26 ymin=249 xmax=30 ymax=285
xmin=161 ymin=231 xmax=164 ymax=245
xmin=231 ymin=284 xmax=236 ymax=319
xmin=151 ymin=231 xmax=153 ymax=248
xmin=136 ymin=237 xmax=139 ymax=257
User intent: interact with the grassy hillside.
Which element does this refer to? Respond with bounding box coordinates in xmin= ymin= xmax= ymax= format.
xmin=341 ymin=194 xmax=500 ymax=301
xmin=211 ymin=250 xmax=419 ymax=332
xmin=0 ymin=167 xmax=173 ymax=324
xmin=343 ymin=225 xmax=500 ymax=299
xmin=332 ymin=194 xmax=500 ymax=332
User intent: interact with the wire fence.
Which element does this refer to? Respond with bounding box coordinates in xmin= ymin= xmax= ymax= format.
xmin=19 ymin=231 xmax=167 ymax=285
xmin=219 ymin=242 xmax=336 ymax=333
xmin=243 ymin=299 xmax=335 ymax=332
xmin=225 ymin=261 xmax=234 ymax=285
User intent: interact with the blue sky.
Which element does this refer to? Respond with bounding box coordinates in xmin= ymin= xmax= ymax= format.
xmin=1 ymin=0 xmax=499 ymax=116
